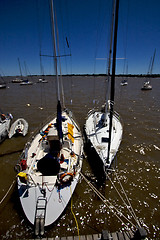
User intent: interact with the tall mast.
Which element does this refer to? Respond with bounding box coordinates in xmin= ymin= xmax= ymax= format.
xmin=50 ymin=0 xmax=60 ymax=102
xmin=150 ymin=49 xmax=156 ymax=75
xmin=18 ymin=57 xmax=23 ymax=79
xmin=106 ymin=0 xmax=119 ymax=165
xmin=104 ymin=0 xmax=116 ymax=119
xmin=50 ymin=0 xmax=63 ymax=141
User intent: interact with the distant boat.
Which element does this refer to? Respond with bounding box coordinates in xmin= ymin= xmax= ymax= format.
xmin=121 ymin=62 xmax=128 ymax=86
xmin=141 ymin=81 xmax=152 ymax=90
xmin=121 ymin=79 xmax=128 ymax=86
xmin=12 ymin=78 xmax=23 ymax=83
xmin=20 ymin=61 xmax=33 ymax=85
xmin=0 ymin=83 xmax=6 ymax=89
xmin=20 ymin=80 xmax=33 ymax=85
xmin=8 ymin=118 xmax=28 ymax=138
xmin=141 ymin=49 xmax=156 ymax=91
xmin=84 ymin=0 xmax=123 ymax=172
xmin=12 ymin=58 xmax=23 ymax=83
xmin=0 ymin=75 xmax=6 ymax=89
xmin=38 ymin=78 xmax=48 ymax=83
xmin=0 ymin=113 xmax=13 ymax=143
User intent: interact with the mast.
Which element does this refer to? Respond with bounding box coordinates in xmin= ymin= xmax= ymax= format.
xmin=50 ymin=0 xmax=60 ymax=102
xmin=106 ymin=0 xmax=119 ymax=165
xmin=150 ymin=49 xmax=156 ymax=75
xmin=18 ymin=57 xmax=23 ymax=79
xmin=104 ymin=0 xmax=116 ymax=120
xmin=50 ymin=0 xmax=63 ymax=141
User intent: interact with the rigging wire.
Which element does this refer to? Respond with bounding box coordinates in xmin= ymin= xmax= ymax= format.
xmin=93 ymin=0 xmax=102 ymax=105
xmin=35 ymin=0 xmax=47 ymax=112
xmin=57 ymin=0 xmax=73 ymax=105
xmin=122 ymin=0 xmax=129 ymax=75
xmin=113 ymin=171 xmax=141 ymax=228
xmin=0 ymin=180 xmax=15 ymax=205
xmin=80 ymin=172 xmax=136 ymax=231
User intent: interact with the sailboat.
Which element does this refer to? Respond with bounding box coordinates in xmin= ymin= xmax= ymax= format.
xmin=84 ymin=0 xmax=123 ymax=172
xmin=12 ymin=58 xmax=23 ymax=83
xmin=0 ymin=75 xmax=7 ymax=89
xmin=141 ymin=49 xmax=156 ymax=91
xmin=20 ymin=61 xmax=33 ymax=85
xmin=121 ymin=63 xmax=128 ymax=86
xmin=38 ymin=52 xmax=48 ymax=83
xmin=15 ymin=0 xmax=83 ymax=236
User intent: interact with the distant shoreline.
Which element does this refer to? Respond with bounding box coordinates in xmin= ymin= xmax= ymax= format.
xmin=3 ymin=74 xmax=160 ymax=78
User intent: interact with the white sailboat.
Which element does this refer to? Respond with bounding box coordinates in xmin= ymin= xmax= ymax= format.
xmin=12 ymin=58 xmax=23 ymax=83
xmin=84 ymin=0 xmax=123 ymax=172
xmin=15 ymin=0 xmax=83 ymax=236
xmin=121 ymin=63 xmax=128 ymax=86
xmin=0 ymin=75 xmax=7 ymax=89
xmin=141 ymin=49 xmax=156 ymax=91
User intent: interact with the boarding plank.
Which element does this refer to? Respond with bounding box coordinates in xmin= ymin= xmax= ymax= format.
xmin=80 ymin=235 xmax=86 ymax=240
xmin=86 ymin=235 xmax=93 ymax=240
xmin=74 ymin=236 xmax=79 ymax=240
xmin=111 ymin=232 xmax=118 ymax=240
xmin=93 ymin=234 xmax=99 ymax=240
xmin=123 ymin=232 xmax=130 ymax=240
xmin=117 ymin=232 xmax=124 ymax=240
xmin=67 ymin=236 xmax=73 ymax=240
xmin=61 ymin=237 xmax=67 ymax=240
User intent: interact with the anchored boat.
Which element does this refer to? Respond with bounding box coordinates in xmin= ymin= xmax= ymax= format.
xmin=8 ymin=118 xmax=28 ymax=138
xmin=84 ymin=0 xmax=123 ymax=172
xmin=141 ymin=49 xmax=156 ymax=91
xmin=15 ymin=0 xmax=83 ymax=236
xmin=0 ymin=113 xmax=13 ymax=143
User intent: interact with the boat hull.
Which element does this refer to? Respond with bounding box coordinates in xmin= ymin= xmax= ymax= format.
xmin=0 ymin=119 xmax=11 ymax=143
xmin=8 ymin=118 xmax=28 ymax=138
xmin=84 ymin=110 xmax=123 ymax=170
xmin=18 ymin=172 xmax=80 ymax=226
xmin=16 ymin=110 xmax=83 ymax=227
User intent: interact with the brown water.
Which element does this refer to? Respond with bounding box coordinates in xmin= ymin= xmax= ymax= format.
xmin=0 ymin=76 xmax=159 ymax=239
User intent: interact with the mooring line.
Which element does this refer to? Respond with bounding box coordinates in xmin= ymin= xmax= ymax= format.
xmin=0 ymin=180 xmax=15 ymax=205
xmin=113 ymin=170 xmax=141 ymax=228
xmin=80 ymin=172 xmax=136 ymax=230
xmin=106 ymin=171 xmax=141 ymax=228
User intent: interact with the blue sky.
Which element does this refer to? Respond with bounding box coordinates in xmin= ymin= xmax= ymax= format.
xmin=0 ymin=0 xmax=160 ymax=76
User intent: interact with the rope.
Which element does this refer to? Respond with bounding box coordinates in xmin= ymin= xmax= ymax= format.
xmin=80 ymin=172 xmax=136 ymax=230
xmin=0 ymin=180 xmax=15 ymax=205
xmin=114 ymin=171 xmax=141 ymax=228
xmin=70 ymin=186 xmax=80 ymax=240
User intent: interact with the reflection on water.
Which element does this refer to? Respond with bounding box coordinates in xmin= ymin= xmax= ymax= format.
xmin=0 ymin=76 xmax=159 ymax=239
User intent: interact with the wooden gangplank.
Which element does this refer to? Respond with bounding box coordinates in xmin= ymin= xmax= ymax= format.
xmin=33 ymin=230 xmax=134 ymax=240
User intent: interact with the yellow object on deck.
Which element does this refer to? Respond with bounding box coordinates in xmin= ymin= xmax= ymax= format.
xmin=18 ymin=172 xmax=28 ymax=180
xmin=68 ymin=123 xmax=74 ymax=143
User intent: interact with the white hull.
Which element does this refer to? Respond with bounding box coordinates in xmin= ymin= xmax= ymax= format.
xmin=0 ymin=118 xmax=11 ymax=143
xmin=12 ymin=78 xmax=23 ymax=83
xmin=141 ymin=81 xmax=152 ymax=90
xmin=8 ymin=118 xmax=28 ymax=138
xmin=20 ymin=81 xmax=33 ymax=85
xmin=84 ymin=110 xmax=123 ymax=170
xmin=121 ymin=81 xmax=128 ymax=86
xmin=16 ymin=110 xmax=83 ymax=228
